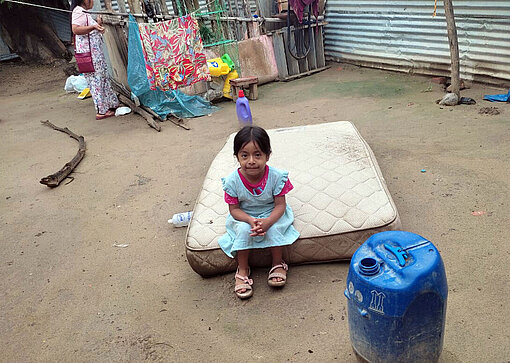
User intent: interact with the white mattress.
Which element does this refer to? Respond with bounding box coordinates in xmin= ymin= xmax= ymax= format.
xmin=186 ymin=122 xmax=401 ymax=276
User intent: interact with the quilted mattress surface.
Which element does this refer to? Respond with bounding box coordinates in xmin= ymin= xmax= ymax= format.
xmin=186 ymin=122 xmax=401 ymax=276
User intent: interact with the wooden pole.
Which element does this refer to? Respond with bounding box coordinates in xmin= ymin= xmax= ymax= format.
xmin=443 ymin=0 xmax=460 ymax=101
xmin=117 ymin=0 xmax=127 ymax=13
xmin=156 ymin=0 xmax=169 ymax=15
xmin=126 ymin=0 xmax=143 ymax=16
xmin=103 ymin=0 xmax=113 ymax=11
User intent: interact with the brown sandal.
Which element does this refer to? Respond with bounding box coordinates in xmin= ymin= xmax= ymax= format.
xmin=96 ymin=110 xmax=115 ymax=120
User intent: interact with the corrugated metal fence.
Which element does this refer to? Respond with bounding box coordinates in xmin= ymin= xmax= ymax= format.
xmin=324 ymin=0 xmax=510 ymax=85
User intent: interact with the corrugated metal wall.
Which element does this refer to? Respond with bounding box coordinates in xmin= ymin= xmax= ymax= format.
xmin=39 ymin=9 xmax=72 ymax=42
xmin=324 ymin=0 xmax=510 ymax=85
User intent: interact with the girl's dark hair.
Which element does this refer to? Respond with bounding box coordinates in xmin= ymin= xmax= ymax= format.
xmin=233 ymin=126 xmax=271 ymax=156
xmin=71 ymin=0 xmax=85 ymax=11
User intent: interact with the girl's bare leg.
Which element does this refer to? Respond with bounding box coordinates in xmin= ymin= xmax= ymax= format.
xmin=236 ymin=250 xmax=250 ymax=293
xmin=269 ymin=246 xmax=286 ymax=283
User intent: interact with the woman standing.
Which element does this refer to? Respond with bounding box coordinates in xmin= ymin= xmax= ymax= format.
xmin=71 ymin=0 xmax=119 ymax=120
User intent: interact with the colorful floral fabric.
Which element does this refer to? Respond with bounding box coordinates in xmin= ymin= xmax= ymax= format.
xmin=138 ymin=15 xmax=209 ymax=91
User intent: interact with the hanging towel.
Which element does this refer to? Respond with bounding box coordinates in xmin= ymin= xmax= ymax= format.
xmin=288 ymin=0 xmax=319 ymax=23
xmin=138 ymin=15 xmax=210 ymax=91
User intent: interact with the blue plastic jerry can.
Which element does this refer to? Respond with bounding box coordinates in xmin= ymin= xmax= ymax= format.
xmin=345 ymin=231 xmax=448 ymax=363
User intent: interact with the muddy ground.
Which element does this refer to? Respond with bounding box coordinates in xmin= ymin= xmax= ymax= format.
xmin=0 ymin=61 xmax=509 ymax=362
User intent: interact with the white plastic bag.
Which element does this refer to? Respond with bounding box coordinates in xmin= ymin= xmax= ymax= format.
xmin=115 ymin=107 xmax=132 ymax=116
xmin=64 ymin=75 xmax=88 ymax=93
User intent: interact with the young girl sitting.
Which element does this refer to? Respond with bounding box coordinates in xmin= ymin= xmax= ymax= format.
xmin=218 ymin=126 xmax=300 ymax=299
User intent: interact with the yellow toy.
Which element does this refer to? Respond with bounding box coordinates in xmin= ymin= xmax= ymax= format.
xmin=207 ymin=58 xmax=230 ymax=77
xmin=223 ymin=70 xmax=239 ymax=99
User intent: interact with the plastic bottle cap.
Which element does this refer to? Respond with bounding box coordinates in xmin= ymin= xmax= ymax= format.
xmin=238 ymin=89 xmax=245 ymax=98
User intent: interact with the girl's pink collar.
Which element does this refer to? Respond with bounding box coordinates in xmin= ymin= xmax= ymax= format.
xmin=237 ymin=165 xmax=268 ymax=187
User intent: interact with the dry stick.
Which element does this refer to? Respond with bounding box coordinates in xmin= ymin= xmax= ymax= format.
xmin=40 ymin=120 xmax=86 ymax=188
xmin=117 ymin=94 xmax=162 ymax=132
xmin=114 ymin=82 xmax=190 ymax=131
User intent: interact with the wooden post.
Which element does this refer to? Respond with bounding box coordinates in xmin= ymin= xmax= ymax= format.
xmin=156 ymin=0 xmax=169 ymax=15
xmin=117 ymin=0 xmax=127 ymax=13
xmin=443 ymin=0 xmax=460 ymax=101
xmin=104 ymin=0 xmax=113 ymax=11
xmin=126 ymin=0 xmax=143 ymax=15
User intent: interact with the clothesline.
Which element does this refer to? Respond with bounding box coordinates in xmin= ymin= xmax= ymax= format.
xmin=2 ymin=0 xmax=322 ymax=23
xmin=2 ymin=0 xmax=224 ymax=17
xmin=86 ymin=0 xmax=232 ymax=18
xmin=2 ymin=0 xmax=71 ymax=13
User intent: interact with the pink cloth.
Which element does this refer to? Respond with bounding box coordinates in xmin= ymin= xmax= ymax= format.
xmin=71 ymin=6 xmax=92 ymax=26
xmin=288 ymin=0 xmax=319 ymax=23
xmin=224 ymin=166 xmax=294 ymax=204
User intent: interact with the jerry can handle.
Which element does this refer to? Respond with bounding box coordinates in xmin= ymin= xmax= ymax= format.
xmin=384 ymin=243 xmax=408 ymax=266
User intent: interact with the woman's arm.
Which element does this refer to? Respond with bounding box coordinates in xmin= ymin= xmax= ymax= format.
xmin=72 ymin=23 xmax=104 ymax=35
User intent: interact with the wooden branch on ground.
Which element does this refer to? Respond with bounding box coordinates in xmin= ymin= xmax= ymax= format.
xmin=112 ymin=80 xmax=190 ymax=131
xmin=40 ymin=120 xmax=86 ymax=188
xmin=118 ymin=94 xmax=162 ymax=132
xmin=139 ymin=101 xmax=190 ymax=130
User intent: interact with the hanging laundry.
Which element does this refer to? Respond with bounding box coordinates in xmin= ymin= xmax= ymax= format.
xmin=288 ymin=0 xmax=319 ymax=24
xmin=138 ymin=15 xmax=210 ymax=91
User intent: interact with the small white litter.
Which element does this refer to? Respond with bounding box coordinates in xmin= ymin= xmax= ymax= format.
xmin=112 ymin=243 xmax=129 ymax=248
xmin=115 ymin=107 xmax=132 ymax=116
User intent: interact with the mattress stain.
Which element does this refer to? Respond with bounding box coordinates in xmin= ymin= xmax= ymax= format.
xmin=315 ymin=135 xmax=370 ymax=167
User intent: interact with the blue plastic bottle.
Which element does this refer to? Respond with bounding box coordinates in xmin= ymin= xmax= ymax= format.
xmin=236 ymin=90 xmax=252 ymax=128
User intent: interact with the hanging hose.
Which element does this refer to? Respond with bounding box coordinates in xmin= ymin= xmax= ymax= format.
xmin=286 ymin=3 xmax=312 ymax=60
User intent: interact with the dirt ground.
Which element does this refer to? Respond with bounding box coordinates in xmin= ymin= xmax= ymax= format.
xmin=1 ymin=61 xmax=509 ymax=362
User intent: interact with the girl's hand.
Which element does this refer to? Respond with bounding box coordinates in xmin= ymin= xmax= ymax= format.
xmin=249 ymin=218 xmax=265 ymax=237
xmin=250 ymin=218 xmax=271 ymax=236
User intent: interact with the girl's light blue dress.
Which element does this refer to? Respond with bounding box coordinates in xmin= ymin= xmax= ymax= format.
xmin=218 ymin=166 xmax=300 ymax=258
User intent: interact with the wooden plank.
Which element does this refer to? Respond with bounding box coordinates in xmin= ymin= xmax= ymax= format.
xmin=307 ymin=28 xmax=317 ymax=70
xmin=294 ymin=29 xmax=308 ymax=73
xmin=156 ymin=0 xmax=169 ymax=15
xmin=126 ymin=0 xmax=143 ymax=17
xmin=104 ymin=0 xmax=113 ymax=11
xmin=291 ymin=29 xmax=309 ymax=73
xmin=272 ymin=33 xmax=289 ymax=80
xmin=117 ymin=0 xmax=127 ymax=13
xmin=315 ymin=26 xmax=326 ymax=68
xmin=102 ymin=22 xmax=129 ymax=86
xmin=282 ymin=65 xmax=330 ymax=82
xmin=282 ymin=28 xmax=299 ymax=76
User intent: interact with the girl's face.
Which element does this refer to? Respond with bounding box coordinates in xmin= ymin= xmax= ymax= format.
xmin=236 ymin=141 xmax=269 ymax=182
